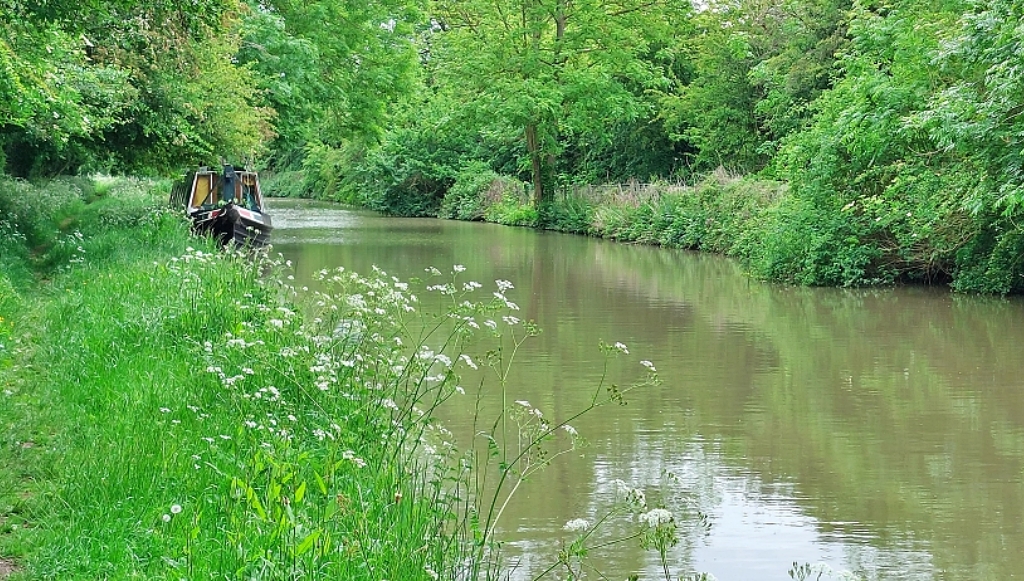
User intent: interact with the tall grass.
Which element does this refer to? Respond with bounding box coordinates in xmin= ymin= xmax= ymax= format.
xmin=0 ymin=176 xmax=684 ymax=580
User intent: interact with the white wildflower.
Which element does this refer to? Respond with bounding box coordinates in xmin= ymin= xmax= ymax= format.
xmin=562 ymin=424 xmax=578 ymax=437
xmin=639 ymin=508 xmax=673 ymax=527
xmin=563 ymin=518 xmax=591 ymax=532
xmin=496 ymin=279 xmax=514 ymax=292
xmin=170 ymin=504 xmax=183 ymax=515
xmin=614 ymin=342 xmax=629 ymax=354
xmin=459 ymin=354 xmax=478 ymax=370
xmin=614 ymin=480 xmax=647 ymax=509
xmin=640 ymin=360 xmax=656 ymax=372
xmin=453 ymin=264 xmax=466 ymax=273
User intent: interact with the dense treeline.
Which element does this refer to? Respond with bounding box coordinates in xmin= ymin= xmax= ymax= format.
xmin=5 ymin=0 xmax=1024 ymax=292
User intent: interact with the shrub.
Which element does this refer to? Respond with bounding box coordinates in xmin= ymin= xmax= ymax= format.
xmin=440 ymin=163 xmax=526 ymax=221
xmin=484 ymin=192 xmax=539 ymax=227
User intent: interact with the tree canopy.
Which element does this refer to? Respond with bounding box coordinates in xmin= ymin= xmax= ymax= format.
xmin=6 ymin=0 xmax=1024 ymax=291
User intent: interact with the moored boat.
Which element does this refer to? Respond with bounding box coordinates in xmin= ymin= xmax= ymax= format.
xmin=170 ymin=164 xmax=273 ymax=247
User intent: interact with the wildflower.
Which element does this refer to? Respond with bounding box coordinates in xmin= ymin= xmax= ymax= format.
xmin=459 ymin=354 xmax=478 ymax=370
xmin=382 ymin=399 xmax=399 ymax=411
xmin=484 ymin=319 xmax=497 ymax=330
xmin=502 ymin=316 xmax=520 ymax=325
xmin=496 ymin=279 xmax=514 ymax=292
xmin=343 ymin=450 xmax=367 ymax=468
xmin=515 ymin=400 xmax=531 ymax=408
xmin=639 ymin=508 xmax=673 ymax=527
xmin=563 ymin=518 xmax=591 ymax=532
xmin=170 ymin=504 xmax=183 ymax=515
xmin=562 ymin=424 xmax=578 ymax=437
xmin=614 ymin=342 xmax=629 ymax=354
xmin=162 ymin=514 xmax=171 ymax=523
xmin=159 ymin=407 xmax=171 ymax=413
xmin=640 ymin=360 xmax=656 ymax=372
xmin=614 ymin=480 xmax=647 ymax=509
xmin=453 ymin=264 xmax=466 ymax=273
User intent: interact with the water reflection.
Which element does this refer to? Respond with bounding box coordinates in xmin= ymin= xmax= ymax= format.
xmin=270 ymin=198 xmax=1024 ymax=580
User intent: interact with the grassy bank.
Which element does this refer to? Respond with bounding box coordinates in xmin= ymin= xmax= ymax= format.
xmin=0 ymin=176 xmax=472 ymax=579
xmin=273 ymin=153 xmax=1024 ymax=293
xmin=0 ymin=176 xmax=681 ymax=580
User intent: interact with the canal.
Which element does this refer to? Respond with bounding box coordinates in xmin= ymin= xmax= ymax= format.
xmin=271 ymin=198 xmax=1024 ymax=581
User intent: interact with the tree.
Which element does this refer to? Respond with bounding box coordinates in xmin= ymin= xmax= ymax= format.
xmin=238 ymin=0 xmax=423 ymax=169
xmin=660 ymin=0 xmax=849 ymax=174
xmin=430 ymin=0 xmax=691 ymax=205
xmin=1 ymin=0 xmax=274 ymax=175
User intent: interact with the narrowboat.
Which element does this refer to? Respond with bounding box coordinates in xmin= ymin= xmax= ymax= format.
xmin=170 ymin=164 xmax=273 ymax=247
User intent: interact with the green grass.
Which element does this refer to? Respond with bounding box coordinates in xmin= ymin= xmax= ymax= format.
xmin=0 ymin=175 xmax=688 ymax=581
xmin=0 ymin=177 xmax=470 ymax=579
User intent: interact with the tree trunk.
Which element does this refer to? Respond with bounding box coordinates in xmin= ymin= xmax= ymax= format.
xmin=526 ymin=123 xmax=544 ymax=206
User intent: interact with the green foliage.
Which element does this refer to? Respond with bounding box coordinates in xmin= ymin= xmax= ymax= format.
xmin=306 ymin=94 xmax=489 ymax=215
xmin=432 ymin=0 xmax=692 ymax=203
xmin=540 ymin=195 xmax=594 ymax=235
xmin=260 ymin=170 xmax=310 ymax=199
xmin=754 ymin=0 xmax=1024 ymax=291
xmin=1 ymin=1 xmax=274 ymax=176
xmin=661 ymin=0 xmax=849 ymax=175
xmin=484 ymin=193 xmax=539 ymax=228
xmin=239 ymin=0 xmax=422 ymax=170
xmin=439 ymin=163 xmax=526 ymax=221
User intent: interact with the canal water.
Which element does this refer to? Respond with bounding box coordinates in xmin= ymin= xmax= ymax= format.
xmin=270 ymin=198 xmax=1024 ymax=581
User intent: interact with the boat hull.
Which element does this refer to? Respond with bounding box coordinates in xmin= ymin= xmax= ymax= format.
xmin=191 ymin=205 xmax=273 ymax=248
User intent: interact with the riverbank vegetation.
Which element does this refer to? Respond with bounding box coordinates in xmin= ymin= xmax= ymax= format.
xmin=1 ymin=177 xmax=687 ymax=579
xmin=5 ymin=0 xmax=1024 ymax=292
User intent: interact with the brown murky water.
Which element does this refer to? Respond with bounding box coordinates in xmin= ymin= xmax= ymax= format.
xmin=271 ymin=198 xmax=1024 ymax=581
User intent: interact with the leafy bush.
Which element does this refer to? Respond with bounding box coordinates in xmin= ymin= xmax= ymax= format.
xmin=540 ymin=195 xmax=595 ymax=234
xmin=439 ymin=163 xmax=526 ymax=221
xmin=485 ymin=193 xmax=539 ymax=227
xmin=259 ymin=170 xmax=309 ymax=199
